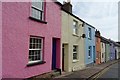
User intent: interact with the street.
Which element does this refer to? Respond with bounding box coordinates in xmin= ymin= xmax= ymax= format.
xmin=92 ymin=61 xmax=120 ymax=79
xmin=57 ymin=60 xmax=120 ymax=80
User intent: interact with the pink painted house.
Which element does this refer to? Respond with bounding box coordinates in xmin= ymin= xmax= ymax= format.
xmin=2 ymin=0 xmax=62 ymax=79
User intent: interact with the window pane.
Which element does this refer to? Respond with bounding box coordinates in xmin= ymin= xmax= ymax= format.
xmin=73 ymin=53 xmax=77 ymax=59
xmin=73 ymin=46 xmax=77 ymax=52
xmin=73 ymin=20 xmax=78 ymax=34
xmin=40 ymin=11 xmax=42 ymax=20
xmin=29 ymin=50 xmax=32 ymax=55
xmin=73 ymin=46 xmax=78 ymax=60
xmin=29 ymin=37 xmax=42 ymax=62
xmin=38 ymin=39 xmax=41 ymax=43
xmin=88 ymin=28 xmax=91 ymax=39
xmin=31 ymin=0 xmax=44 ymax=20
xmin=32 ymin=8 xmax=35 ymax=18
xmin=29 ymin=56 xmax=32 ymax=61
xmin=88 ymin=46 xmax=91 ymax=57
xmin=32 ymin=1 xmax=43 ymax=10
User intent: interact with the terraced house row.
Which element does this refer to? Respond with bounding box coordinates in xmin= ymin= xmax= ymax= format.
xmin=1 ymin=0 xmax=120 ymax=79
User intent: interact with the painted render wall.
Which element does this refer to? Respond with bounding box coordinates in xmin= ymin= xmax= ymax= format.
xmin=84 ymin=23 xmax=95 ymax=65
xmin=110 ymin=43 xmax=115 ymax=60
xmin=105 ymin=43 xmax=110 ymax=62
xmin=0 ymin=2 xmax=2 ymax=80
xmin=95 ymin=36 xmax=101 ymax=64
xmin=61 ymin=11 xmax=85 ymax=72
xmin=2 ymin=2 xmax=61 ymax=78
xmin=101 ymin=42 xmax=105 ymax=63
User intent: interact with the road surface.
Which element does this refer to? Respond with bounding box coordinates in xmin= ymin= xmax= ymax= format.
xmin=93 ymin=61 xmax=120 ymax=79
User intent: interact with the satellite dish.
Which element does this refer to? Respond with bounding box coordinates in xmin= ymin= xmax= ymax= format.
xmin=81 ymin=34 xmax=86 ymax=38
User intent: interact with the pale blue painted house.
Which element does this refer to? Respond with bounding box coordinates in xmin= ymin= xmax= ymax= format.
xmin=84 ymin=23 xmax=96 ymax=66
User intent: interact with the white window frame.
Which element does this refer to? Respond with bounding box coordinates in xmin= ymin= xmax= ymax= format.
xmin=28 ymin=37 xmax=43 ymax=64
xmin=73 ymin=20 xmax=78 ymax=35
xmin=88 ymin=28 xmax=91 ymax=39
xmin=31 ymin=0 xmax=44 ymax=21
xmin=73 ymin=45 xmax=78 ymax=61
xmin=88 ymin=46 xmax=91 ymax=58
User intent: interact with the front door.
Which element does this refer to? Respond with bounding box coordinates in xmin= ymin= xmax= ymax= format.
xmin=52 ymin=38 xmax=57 ymax=70
xmin=93 ymin=46 xmax=96 ymax=63
xmin=62 ymin=44 xmax=65 ymax=71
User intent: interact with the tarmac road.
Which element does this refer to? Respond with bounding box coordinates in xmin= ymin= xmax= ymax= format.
xmin=93 ymin=61 xmax=120 ymax=80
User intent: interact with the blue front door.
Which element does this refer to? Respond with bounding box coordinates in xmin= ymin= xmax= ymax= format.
xmin=52 ymin=38 xmax=56 ymax=70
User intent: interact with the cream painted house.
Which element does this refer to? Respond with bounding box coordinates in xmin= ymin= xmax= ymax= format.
xmin=61 ymin=2 xmax=85 ymax=72
xmin=101 ymin=41 xmax=106 ymax=63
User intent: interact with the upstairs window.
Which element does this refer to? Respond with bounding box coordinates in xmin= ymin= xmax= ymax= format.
xmin=73 ymin=20 xmax=78 ymax=35
xmin=88 ymin=28 xmax=91 ymax=39
xmin=31 ymin=0 xmax=44 ymax=21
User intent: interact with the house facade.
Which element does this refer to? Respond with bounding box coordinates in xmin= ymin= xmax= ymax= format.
xmin=2 ymin=1 xmax=62 ymax=78
xmin=109 ymin=40 xmax=116 ymax=60
xmin=84 ymin=23 xmax=96 ymax=66
xmin=100 ymin=40 xmax=106 ymax=63
xmin=105 ymin=43 xmax=110 ymax=62
xmin=114 ymin=42 xmax=120 ymax=60
xmin=95 ymin=30 xmax=101 ymax=64
xmin=61 ymin=2 xmax=85 ymax=72
xmin=0 ymin=2 xmax=1 ymax=79
xmin=117 ymin=42 xmax=120 ymax=59
xmin=100 ymin=36 xmax=110 ymax=63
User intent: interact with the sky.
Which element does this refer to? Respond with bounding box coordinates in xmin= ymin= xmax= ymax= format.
xmin=58 ymin=0 xmax=119 ymax=42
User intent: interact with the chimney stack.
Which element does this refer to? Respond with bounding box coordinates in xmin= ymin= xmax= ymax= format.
xmin=62 ymin=0 xmax=72 ymax=13
xmin=95 ymin=30 xmax=101 ymax=36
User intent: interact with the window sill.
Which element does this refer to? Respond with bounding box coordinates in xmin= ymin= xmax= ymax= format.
xmin=72 ymin=34 xmax=79 ymax=37
xmin=27 ymin=61 xmax=46 ymax=67
xmin=73 ymin=60 xmax=79 ymax=63
xmin=29 ymin=16 xmax=47 ymax=24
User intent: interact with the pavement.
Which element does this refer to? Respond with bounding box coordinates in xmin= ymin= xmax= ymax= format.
xmin=55 ymin=59 xmax=119 ymax=79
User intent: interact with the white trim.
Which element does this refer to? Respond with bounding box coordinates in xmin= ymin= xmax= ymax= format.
xmin=72 ymin=34 xmax=79 ymax=37
xmin=73 ymin=60 xmax=79 ymax=63
xmin=29 ymin=49 xmax=41 ymax=50
xmin=28 ymin=60 xmax=42 ymax=64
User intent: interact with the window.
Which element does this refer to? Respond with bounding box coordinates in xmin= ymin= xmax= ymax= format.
xmin=88 ymin=28 xmax=91 ymax=39
xmin=31 ymin=0 xmax=44 ymax=20
xmin=88 ymin=46 xmax=91 ymax=58
xmin=29 ymin=37 xmax=43 ymax=64
xmin=73 ymin=45 xmax=78 ymax=60
xmin=102 ymin=43 xmax=103 ymax=48
xmin=73 ymin=20 xmax=78 ymax=35
xmin=102 ymin=53 xmax=104 ymax=58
